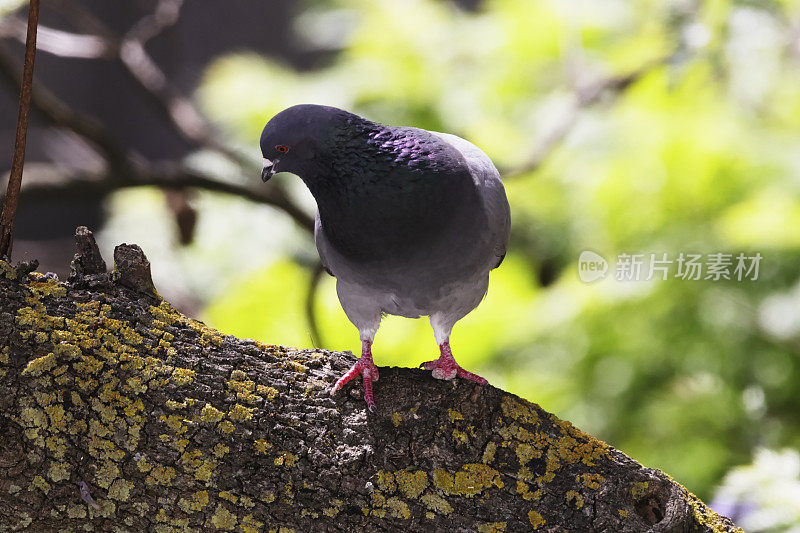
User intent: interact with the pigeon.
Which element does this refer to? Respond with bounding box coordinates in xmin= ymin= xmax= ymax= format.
xmin=260 ymin=104 xmax=510 ymax=410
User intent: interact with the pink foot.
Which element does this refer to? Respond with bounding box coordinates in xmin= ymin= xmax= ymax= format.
xmin=332 ymin=340 xmax=379 ymax=411
xmin=422 ymin=341 xmax=488 ymax=385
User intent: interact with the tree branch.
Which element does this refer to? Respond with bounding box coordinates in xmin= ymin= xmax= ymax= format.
xmin=7 ymin=163 xmax=315 ymax=233
xmin=47 ymin=0 xmax=246 ymax=166
xmin=0 ymin=230 xmax=740 ymax=532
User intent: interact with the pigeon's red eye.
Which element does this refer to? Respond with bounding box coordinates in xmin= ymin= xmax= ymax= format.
xmin=276 ymin=145 xmax=289 ymax=153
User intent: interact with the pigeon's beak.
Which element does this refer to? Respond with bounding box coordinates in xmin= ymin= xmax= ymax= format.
xmin=261 ymin=158 xmax=276 ymax=182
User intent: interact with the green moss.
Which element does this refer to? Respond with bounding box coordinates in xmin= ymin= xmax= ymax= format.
xmin=213 ymin=443 xmax=230 ymax=458
xmin=491 ymin=395 xmax=611 ymax=492
xmin=253 ymin=439 xmax=272 ymax=455
xmin=146 ymin=465 xmax=176 ymax=486
xmin=227 ymin=373 xmax=256 ymax=392
xmin=31 ymin=475 xmax=51 ymax=493
xmin=256 ymin=384 xmax=279 ymax=401
xmin=420 ymin=493 xmax=453 ymax=515
xmin=452 ymin=428 xmax=469 ymax=445
xmin=516 ymin=480 xmax=540 ymax=501
xmin=376 ymin=471 xmax=396 ymax=492
xmin=3 ymin=251 xmax=657 ymax=530
xmin=228 ymin=403 xmax=254 ymax=421
xmin=386 ymin=497 xmax=411 ymax=519
xmin=200 ymin=403 xmax=224 ymax=423
xmin=274 ymin=451 xmax=299 ymax=467
xmin=119 ymin=327 xmax=143 ymax=346
xmin=501 ymin=397 xmax=539 ymax=425
xmin=515 ymin=443 xmax=540 ymax=465
xmin=48 ymin=461 xmax=71 ymax=482
xmin=482 ymin=441 xmax=498 ymax=464
xmin=165 ymin=399 xmax=185 ymax=410
xmin=447 ymin=409 xmax=464 ymax=422
xmin=219 ymin=490 xmax=238 ymax=503
xmin=211 ymin=504 xmax=238 ymax=530
xmin=96 ymin=461 xmax=120 ymax=489
xmin=528 ymin=510 xmax=545 ymax=529
xmin=149 ymin=302 xmax=181 ymax=326
xmin=323 ymin=499 xmax=344 ymax=517
xmin=432 ymin=464 xmax=504 ymax=497
xmin=67 ymin=504 xmax=87 ymax=519
xmin=368 ymin=491 xmax=387 ymax=518
xmin=566 ymin=490 xmax=584 ymax=509
xmin=108 ymin=478 xmax=133 ymax=501
xmin=171 ymin=367 xmax=195 ymax=386
xmin=218 ymin=420 xmax=236 ymax=433
xmin=0 ymin=259 xmax=18 ymax=279
xmin=240 ymin=514 xmax=265 ymax=533
xmin=631 ymin=481 xmax=649 ymax=499
xmin=283 ymin=360 xmax=308 ymax=374
xmin=394 ymin=470 xmax=428 ymax=499
xmin=181 ymin=449 xmax=204 ymax=471
xmin=28 ymin=279 xmax=67 ymax=298
xmin=391 ymin=412 xmax=402 ymax=427
xmin=160 ymin=414 xmax=187 ymax=433
xmin=478 ymin=523 xmax=507 ymax=533
xmin=20 ymin=406 xmax=48 ymax=430
xmin=193 ymin=458 xmax=217 ymax=482
xmin=670 ymin=475 xmax=745 ymax=533
xmin=21 ymin=353 xmax=57 ymax=377
xmin=178 ymin=490 xmax=209 ymax=512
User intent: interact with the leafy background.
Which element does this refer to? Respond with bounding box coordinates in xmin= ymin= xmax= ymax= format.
xmin=3 ymin=0 xmax=800 ymax=529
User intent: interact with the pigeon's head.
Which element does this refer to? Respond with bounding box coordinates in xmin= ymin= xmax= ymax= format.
xmin=260 ymin=104 xmax=354 ymax=182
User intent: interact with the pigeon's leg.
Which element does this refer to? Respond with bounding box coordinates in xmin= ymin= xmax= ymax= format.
xmin=332 ymin=282 xmax=383 ymax=410
xmin=422 ymin=341 xmax=489 ymax=385
xmin=422 ymin=314 xmax=489 ymax=385
xmin=332 ymin=338 xmax=380 ymax=411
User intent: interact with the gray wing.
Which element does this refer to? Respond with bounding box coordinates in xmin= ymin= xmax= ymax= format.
xmin=431 ymin=132 xmax=510 ymax=270
xmin=316 ymin=131 xmax=510 ymax=281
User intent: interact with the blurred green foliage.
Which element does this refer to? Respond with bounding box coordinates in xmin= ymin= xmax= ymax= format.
xmin=712 ymin=448 xmax=800 ymax=531
xmin=109 ymin=0 xmax=800 ymax=505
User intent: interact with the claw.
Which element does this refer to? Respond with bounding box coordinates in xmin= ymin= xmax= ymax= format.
xmin=332 ymin=340 xmax=379 ymax=410
xmin=423 ymin=341 xmax=488 ymax=385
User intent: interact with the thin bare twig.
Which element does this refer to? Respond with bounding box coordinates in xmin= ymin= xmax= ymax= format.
xmin=0 ymin=15 xmax=110 ymax=59
xmin=500 ymin=57 xmax=667 ymax=179
xmin=3 ymin=2 xmax=254 ymax=163
xmin=118 ymin=0 xmax=222 ymax=154
xmin=305 ymin=261 xmax=327 ymax=348
xmin=60 ymin=0 xmax=246 ymax=166
xmin=0 ymin=0 xmax=40 ymax=259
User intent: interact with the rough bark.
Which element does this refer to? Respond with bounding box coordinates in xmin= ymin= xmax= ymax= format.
xmin=0 ymin=229 xmax=740 ymax=532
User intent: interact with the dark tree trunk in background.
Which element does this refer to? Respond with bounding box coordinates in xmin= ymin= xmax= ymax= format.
xmin=0 ymin=0 xmax=304 ymax=277
xmin=0 ymin=230 xmax=740 ymax=532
